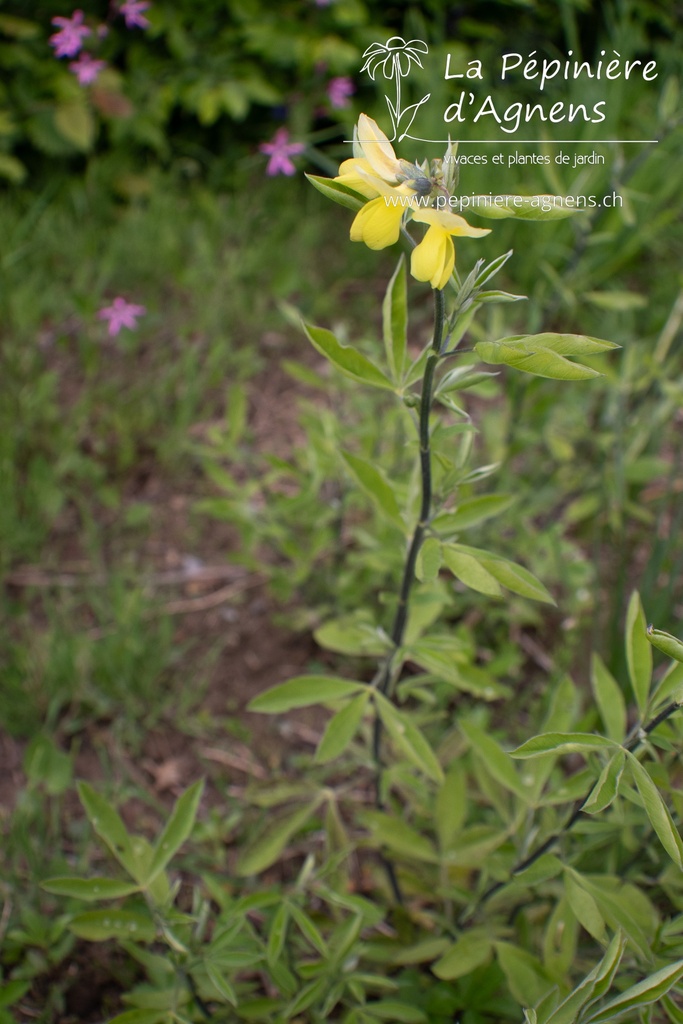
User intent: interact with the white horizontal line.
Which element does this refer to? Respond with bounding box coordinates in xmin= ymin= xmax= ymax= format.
xmin=347 ymin=138 xmax=658 ymax=144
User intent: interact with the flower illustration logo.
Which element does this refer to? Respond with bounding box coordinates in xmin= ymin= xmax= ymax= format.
xmin=360 ymin=36 xmax=430 ymax=142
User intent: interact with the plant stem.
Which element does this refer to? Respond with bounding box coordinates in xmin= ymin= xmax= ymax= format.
xmin=372 ymin=287 xmax=446 ymax=902
xmin=457 ymin=699 xmax=683 ymax=928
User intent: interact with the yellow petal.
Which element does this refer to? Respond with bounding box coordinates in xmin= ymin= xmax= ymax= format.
xmin=350 ymin=196 xmax=404 ymax=250
xmin=335 ymin=158 xmax=381 ymax=199
xmin=411 ymin=227 xmax=455 ymax=289
xmin=411 ymin=207 xmax=491 ymax=238
xmin=357 ymin=113 xmax=401 ymax=182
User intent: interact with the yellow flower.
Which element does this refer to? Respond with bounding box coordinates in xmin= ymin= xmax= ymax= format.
xmin=335 ymin=157 xmax=382 ymax=200
xmin=350 ymin=176 xmax=419 ymax=250
xmin=410 ymin=208 xmax=491 ymax=290
xmin=354 ymin=113 xmax=403 ymax=183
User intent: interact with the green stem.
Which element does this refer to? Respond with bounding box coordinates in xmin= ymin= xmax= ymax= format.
xmin=381 ymin=287 xmax=445 ymax=688
xmin=372 ymin=288 xmax=446 ymax=902
xmin=457 ymin=699 xmax=683 ymax=928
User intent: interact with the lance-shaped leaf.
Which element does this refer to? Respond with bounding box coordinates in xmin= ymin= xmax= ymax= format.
xmin=249 ymin=676 xmax=366 ymax=713
xmin=341 ymin=450 xmax=405 ymax=530
xmin=69 ymin=909 xmax=156 ymax=942
xmin=433 ymin=494 xmax=513 ymax=533
xmin=41 ymin=877 xmax=140 ymax=901
xmin=145 ymin=779 xmax=204 ymax=885
xmin=237 ymin=798 xmax=322 ymax=875
xmin=460 ymin=720 xmax=529 ymax=800
xmin=77 ymin=782 xmax=140 ymax=882
xmin=583 ymin=959 xmax=683 ymax=1023
xmin=305 ymin=173 xmax=366 ymax=212
xmin=303 ymin=323 xmax=395 ymax=391
xmin=374 ymin=691 xmax=444 ymax=783
xmin=543 ymin=933 xmax=625 ymax=1024
xmin=468 ymin=195 xmax=583 ymax=221
xmin=563 ymin=869 xmax=606 ymax=941
xmin=315 ymin=691 xmax=370 ymax=763
xmin=626 ymin=750 xmax=683 ymax=869
xmin=362 ymin=809 xmax=439 ymax=863
xmin=475 ymin=333 xmax=617 ymax=381
xmin=647 ymin=625 xmax=683 ymax=663
xmin=383 ymin=254 xmax=408 ymax=380
xmin=432 ymin=933 xmax=493 ymax=980
xmin=583 ymin=750 xmax=625 ymax=814
xmin=626 ymin=591 xmax=652 ymax=713
xmin=444 ymin=543 xmax=554 ymax=604
xmin=511 ymin=732 xmax=616 ymax=759
xmin=591 ymin=653 xmax=627 ymax=742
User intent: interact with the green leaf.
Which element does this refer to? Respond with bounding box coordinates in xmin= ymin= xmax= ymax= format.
xmin=341 ymin=450 xmax=405 ymax=530
xmin=374 ymin=691 xmax=444 ymax=783
xmin=236 ymin=799 xmax=321 ymax=876
xmin=563 ymin=870 xmax=606 ymax=941
xmin=494 ymin=942 xmax=552 ymax=1006
xmin=288 ymin=902 xmax=329 ymax=957
xmin=305 ymin=173 xmax=366 ymax=212
xmin=364 ymin=1001 xmax=427 ymax=1022
xmin=248 ymin=676 xmax=365 ymax=713
xmin=441 ymin=545 xmax=502 ymax=596
xmin=435 ymin=762 xmax=468 ymax=850
xmin=54 ymin=103 xmax=95 ymax=151
xmin=433 ymin=495 xmax=513 ymax=533
xmin=362 ymin=810 xmax=439 ymax=863
xmin=460 ymin=720 xmax=528 ymax=800
xmin=432 ymin=934 xmax=493 ymax=980
xmin=0 ymin=980 xmax=30 ymax=1009
xmin=41 ymin=877 xmax=140 ymax=901
xmin=205 ymin=964 xmax=238 ymax=1006
xmin=499 ymin=333 xmax=618 ymax=356
xmin=315 ymin=612 xmax=391 ymax=657
xmin=511 ymin=733 xmax=616 ymax=758
xmin=583 ymin=751 xmax=625 ymax=814
xmin=107 ymin=1012 xmax=168 ymax=1024
xmin=383 ymin=255 xmax=408 ymax=380
xmin=415 ymin=537 xmax=442 ymax=582
xmin=474 ymin=332 xmax=616 ymax=382
xmin=544 ymin=933 xmax=625 ymax=1024
xmin=77 ymin=782 xmax=139 ymax=881
xmin=303 ymin=323 xmax=394 ymax=391
xmin=315 ymin=692 xmax=370 ymax=763
xmin=584 ymin=960 xmax=683 ymax=1023
xmin=446 ymin=543 xmax=554 ymax=604
xmin=476 ymin=340 xmax=601 ymax=380
xmin=647 ymin=626 xmax=683 ymax=663
xmin=69 ymin=909 xmax=156 ymax=942
xmin=626 ymin=592 xmax=652 ymax=713
xmin=24 ymin=735 xmax=72 ymax=795
xmin=469 ymin=195 xmax=582 ymax=221
xmin=146 ymin=779 xmax=204 ymax=885
xmin=626 ymin=751 xmax=683 ymax=868
xmin=267 ymin=902 xmax=289 ymax=967
xmin=591 ymin=654 xmax=627 ymax=741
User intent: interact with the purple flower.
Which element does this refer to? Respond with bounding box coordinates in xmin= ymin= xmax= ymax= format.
xmin=49 ymin=9 xmax=91 ymax=58
xmin=97 ymin=297 xmax=147 ymax=336
xmin=69 ymin=52 xmax=107 ymax=85
xmin=118 ymin=0 xmax=151 ymax=29
xmin=259 ymin=128 xmax=305 ymax=177
xmin=327 ymin=76 xmax=354 ymax=109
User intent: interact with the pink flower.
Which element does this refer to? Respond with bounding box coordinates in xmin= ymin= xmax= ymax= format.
xmin=97 ymin=297 xmax=147 ymax=336
xmin=69 ymin=52 xmax=107 ymax=85
xmin=327 ymin=76 xmax=354 ymax=109
xmin=118 ymin=0 xmax=151 ymax=29
xmin=259 ymin=128 xmax=305 ymax=177
xmin=49 ymin=9 xmax=91 ymax=58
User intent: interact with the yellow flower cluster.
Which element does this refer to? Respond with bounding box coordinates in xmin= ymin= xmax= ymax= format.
xmin=335 ymin=114 xmax=490 ymax=290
